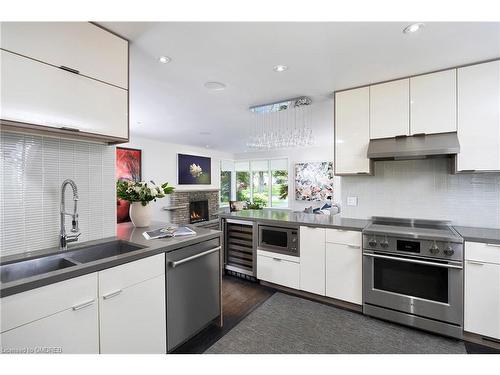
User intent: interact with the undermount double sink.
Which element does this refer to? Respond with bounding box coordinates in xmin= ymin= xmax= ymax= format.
xmin=0 ymin=240 xmax=145 ymax=284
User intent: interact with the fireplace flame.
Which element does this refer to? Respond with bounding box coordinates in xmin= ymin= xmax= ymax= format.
xmin=191 ymin=211 xmax=202 ymax=220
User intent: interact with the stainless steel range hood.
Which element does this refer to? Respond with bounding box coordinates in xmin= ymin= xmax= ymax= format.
xmin=367 ymin=133 xmax=460 ymax=160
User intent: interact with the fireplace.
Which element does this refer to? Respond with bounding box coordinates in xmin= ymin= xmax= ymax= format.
xmin=189 ymin=200 xmax=209 ymax=224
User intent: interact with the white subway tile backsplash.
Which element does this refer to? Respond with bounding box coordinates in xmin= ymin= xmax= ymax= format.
xmin=1 ymin=131 xmax=116 ymax=256
xmin=341 ymin=159 xmax=500 ymax=228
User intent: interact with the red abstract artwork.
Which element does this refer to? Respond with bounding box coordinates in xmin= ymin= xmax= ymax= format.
xmin=116 ymin=147 xmax=142 ymax=223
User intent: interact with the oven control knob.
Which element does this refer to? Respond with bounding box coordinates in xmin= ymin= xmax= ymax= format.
xmin=368 ymin=238 xmax=377 ymax=247
xmin=380 ymin=240 xmax=389 ymax=249
xmin=444 ymin=246 xmax=454 ymax=256
xmin=429 ymin=242 xmax=440 ymax=255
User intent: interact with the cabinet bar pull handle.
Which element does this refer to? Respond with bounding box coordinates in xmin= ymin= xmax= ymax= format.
xmin=356 ymin=172 xmax=369 ymax=175
xmin=59 ymin=65 xmax=80 ymax=74
xmin=272 ymin=258 xmax=282 ymax=262
xmin=347 ymin=244 xmax=361 ymax=249
xmin=486 ymin=243 xmax=500 ymax=247
xmin=459 ymin=170 xmax=476 ymax=173
xmin=364 ymin=252 xmax=463 ymax=269
xmin=169 ymin=246 xmax=221 ymax=268
xmin=102 ymin=289 xmax=123 ymax=300
xmin=467 ymin=261 xmax=484 ymax=266
xmin=72 ymin=299 xmax=95 ymax=311
xmin=60 ymin=126 xmax=80 ymax=132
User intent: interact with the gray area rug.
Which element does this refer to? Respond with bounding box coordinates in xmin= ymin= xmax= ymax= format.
xmin=206 ymin=293 xmax=466 ymax=354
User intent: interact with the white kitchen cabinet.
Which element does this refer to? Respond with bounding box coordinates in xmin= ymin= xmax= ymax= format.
xmin=98 ymin=254 xmax=166 ymax=354
xmin=335 ymin=87 xmax=371 ymax=175
xmin=457 ymin=60 xmax=500 ymax=172
xmin=325 ymin=228 xmax=362 ymax=247
xmin=0 ymin=300 xmax=99 ymax=354
xmin=325 ymin=243 xmax=362 ymax=305
xmin=410 ymin=69 xmax=457 ymax=135
xmin=0 ymin=22 xmax=128 ymax=89
xmin=257 ymin=250 xmax=300 ymax=289
xmin=370 ymin=79 xmax=410 ymax=139
xmin=0 ymin=274 xmax=99 ymax=354
xmin=0 ymin=50 xmax=128 ymax=140
xmin=464 ymin=242 xmax=500 ymax=340
xmin=299 ymin=226 xmax=326 ymax=295
xmin=325 ymin=229 xmax=362 ymax=305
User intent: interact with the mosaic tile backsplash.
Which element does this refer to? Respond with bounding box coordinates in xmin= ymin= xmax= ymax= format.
xmin=341 ymin=158 xmax=500 ymax=228
xmin=0 ymin=131 xmax=116 ymax=256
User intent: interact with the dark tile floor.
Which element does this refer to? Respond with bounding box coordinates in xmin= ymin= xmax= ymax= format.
xmin=172 ymin=274 xmax=500 ymax=354
xmin=171 ymin=274 xmax=276 ymax=354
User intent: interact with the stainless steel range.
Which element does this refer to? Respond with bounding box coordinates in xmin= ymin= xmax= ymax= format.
xmin=362 ymin=217 xmax=464 ymax=339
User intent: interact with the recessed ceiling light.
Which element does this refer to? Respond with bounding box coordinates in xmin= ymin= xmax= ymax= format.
xmin=273 ymin=65 xmax=288 ymax=72
xmin=403 ymin=23 xmax=425 ymax=34
xmin=205 ymin=145 xmax=210 ymax=148
xmin=158 ymin=56 xmax=171 ymax=64
xmin=199 ymin=131 xmax=211 ymax=136
xmin=204 ymin=81 xmax=226 ymax=91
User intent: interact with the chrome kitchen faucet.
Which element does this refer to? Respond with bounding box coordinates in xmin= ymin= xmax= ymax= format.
xmin=60 ymin=179 xmax=81 ymax=250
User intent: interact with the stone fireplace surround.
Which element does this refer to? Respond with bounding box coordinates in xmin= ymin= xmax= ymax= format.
xmin=164 ymin=189 xmax=220 ymax=225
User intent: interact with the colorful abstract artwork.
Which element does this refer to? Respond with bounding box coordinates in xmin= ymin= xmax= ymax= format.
xmin=178 ymin=154 xmax=211 ymax=185
xmin=294 ymin=162 xmax=334 ymax=201
xmin=116 ymin=147 xmax=142 ymax=223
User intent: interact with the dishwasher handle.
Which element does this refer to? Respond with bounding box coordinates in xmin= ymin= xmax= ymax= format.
xmin=169 ymin=246 xmax=221 ymax=268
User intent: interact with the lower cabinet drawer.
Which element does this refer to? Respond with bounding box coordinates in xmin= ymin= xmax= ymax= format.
xmin=257 ymin=254 xmax=300 ymax=289
xmin=0 ymin=299 xmax=99 ymax=354
xmin=1 ymin=273 xmax=98 ymax=333
xmin=99 ymin=253 xmax=165 ymax=296
xmin=326 ymin=228 xmax=362 ymax=246
xmin=465 ymin=241 xmax=500 ymax=264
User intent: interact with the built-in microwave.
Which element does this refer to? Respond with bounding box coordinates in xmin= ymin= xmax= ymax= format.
xmin=257 ymin=224 xmax=299 ymax=257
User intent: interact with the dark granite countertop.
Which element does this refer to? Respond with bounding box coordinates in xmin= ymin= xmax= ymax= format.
xmin=0 ymin=221 xmax=221 ymax=298
xmin=453 ymin=226 xmax=500 ymax=245
xmin=219 ymin=210 xmax=370 ymax=231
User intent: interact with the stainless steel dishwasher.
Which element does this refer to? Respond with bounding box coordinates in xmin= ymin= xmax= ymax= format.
xmin=165 ymin=238 xmax=221 ymax=352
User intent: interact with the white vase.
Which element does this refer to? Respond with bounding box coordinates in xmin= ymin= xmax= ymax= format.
xmin=129 ymin=202 xmax=152 ymax=227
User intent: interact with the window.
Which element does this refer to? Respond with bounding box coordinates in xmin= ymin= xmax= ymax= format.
xmin=220 ymin=159 xmax=288 ymax=208
xmin=236 ymin=171 xmax=250 ymax=201
xmin=220 ymin=160 xmax=235 ymax=206
xmin=220 ymin=171 xmax=231 ymax=204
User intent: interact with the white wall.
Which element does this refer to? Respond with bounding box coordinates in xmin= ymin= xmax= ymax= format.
xmin=341 ymin=158 xmax=500 ymax=228
xmin=122 ymin=135 xmax=234 ymax=221
xmin=233 ymin=100 xmax=339 ymax=212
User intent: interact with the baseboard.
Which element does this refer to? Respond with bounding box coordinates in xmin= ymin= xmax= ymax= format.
xmin=259 ymin=280 xmax=363 ymax=313
xmin=463 ymin=331 xmax=500 ymax=350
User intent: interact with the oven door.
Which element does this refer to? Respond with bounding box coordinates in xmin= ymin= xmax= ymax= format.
xmin=363 ymin=250 xmax=463 ymax=325
xmin=258 ymin=225 xmax=294 ymax=256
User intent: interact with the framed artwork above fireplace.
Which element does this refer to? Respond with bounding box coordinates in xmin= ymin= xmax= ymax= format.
xmin=178 ymin=153 xmax=212 ymax=185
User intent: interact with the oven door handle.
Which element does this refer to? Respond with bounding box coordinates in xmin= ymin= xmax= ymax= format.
xmin=363 ymin=252 xmax=463 ymax=269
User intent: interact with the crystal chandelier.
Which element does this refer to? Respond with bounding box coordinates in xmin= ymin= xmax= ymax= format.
xmin=246 ymin=96 xmax=314 ymax=150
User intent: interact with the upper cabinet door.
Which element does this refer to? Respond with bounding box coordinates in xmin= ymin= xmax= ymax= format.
xmin=0 ymin=22 xmax=128 ymax=89
xmin=457 ymin=60 xmax=500 ymax=172
xmin=335 ymin=87 xmax=371 ymax=175
xmin=370 ymin=79 xmax=410 ymax=139
xmin=410 ymin=69 xmax=457 ymax=135
xmin=1 ymin=50 xmax=128 ymax=140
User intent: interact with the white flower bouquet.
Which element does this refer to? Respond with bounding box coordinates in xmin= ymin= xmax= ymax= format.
xmin=116 ymin=180 xmax=174 ymax=206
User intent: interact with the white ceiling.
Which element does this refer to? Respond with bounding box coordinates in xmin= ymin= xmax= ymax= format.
xmin=102 ymin=22 xmax=500 ymax=153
